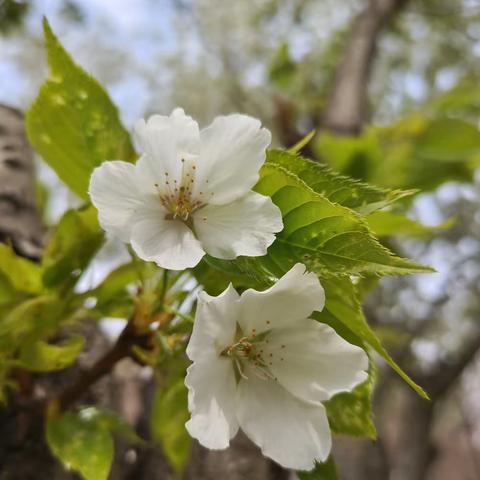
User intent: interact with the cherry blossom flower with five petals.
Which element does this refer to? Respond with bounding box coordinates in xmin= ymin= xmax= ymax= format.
xmin=185 ymin=263 xmax=369 ymax=470
xmin=89 ymin=108 xmax=283 ymax=270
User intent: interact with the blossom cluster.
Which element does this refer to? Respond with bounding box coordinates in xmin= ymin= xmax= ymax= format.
xmin=89 ymin=109 xmax=369 ymax=470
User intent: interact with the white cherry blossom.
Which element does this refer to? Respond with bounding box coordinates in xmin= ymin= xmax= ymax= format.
xmin=185 ymin=263 xmax=369 ymax=471
xmin=88 ymin=109 xmax=283 ymax=270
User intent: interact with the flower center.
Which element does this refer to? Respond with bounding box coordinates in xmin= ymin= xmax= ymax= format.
xmin=154 ymin=158 xmax=212 ymax=225
xmin=221 ymin=328 xmax=276 ymax=382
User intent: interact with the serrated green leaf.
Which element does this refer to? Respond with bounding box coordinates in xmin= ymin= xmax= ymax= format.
xmin=0 ymin=244 xmax=43 ymax=294
xmin=325 ymin=356 xmax=376 ymax=438
xmin=266 ymin=149 xmax=413 ymax=215
xmin=297 ymin=456 xmax=338 ymax=480
xmin=318 ymin=278 xmax=428 ymax=399
xmin=26 ymin=18 xmax=135 ymax=200
xmin=18 ymin=335 xmax=84 ymax=372
xmin=46 ymin=409 xmax=114 ymax=480
xmin=253 ymin=163 xmax=432 ymax=278
xmin=151 ymin=379 xmax=191 ymax=473
xmin=366 ymin=211 xmax=454 ymax=238
xmin=42 ymin=206 xmax=104 ymax=289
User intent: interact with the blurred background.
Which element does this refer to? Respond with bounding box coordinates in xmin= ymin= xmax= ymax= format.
xmin=1 ymin=1 xmax=480 ymax=479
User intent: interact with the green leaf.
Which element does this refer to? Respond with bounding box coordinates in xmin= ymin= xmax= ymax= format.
xmin=415 ymin=118 xmax=480 ymax=161
xmin=18 ymin=335 xmax=84 ymax=372
xmin=151 ymin=379 xmax=191 ymax=473
xmin=42 ymin=206 xmax=104 ymax=289
xmin=26 ymin=18 xmax=135 ymax=200
xmin=46 ymin=409 xmax=114 ymax=480
xmin=318 ymin=278 xmax=428 ymax=399
xmin=0 ymin=244 xmax=43 ymax=294
xmin=325 ymin=356 xmax=376 ymax=438
xmin=253 ymin=163 xmax=432 ymax=278
xmin=297 ymin=456 xmax=338 ymax=480
xmin=267 ymin=149 xmax=413 ymax=215
xmin=0 ymin=295 xmax=62 ymax=345
xmin=366 ymin=211 xmax=454 ymax=238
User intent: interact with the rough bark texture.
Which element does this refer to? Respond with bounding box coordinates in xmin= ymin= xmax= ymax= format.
xmin=322 ymin=0 xmax=408 ymax=134
xmin=0 ymin=105 xmax=43 ymax=260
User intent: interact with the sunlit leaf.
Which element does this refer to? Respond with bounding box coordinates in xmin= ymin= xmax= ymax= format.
xmin=46 ymin=409 xmax=114 ymax=480
xmin=267 ymin=149 xmax=413 ymax=214
xmin=26 ymin=18 xmax=136 ymax=199
xmin=42 ymin=206 xmax=103 ymax=289
xmin=18 ymin=335 xmax=84 ymax=372
xmin=0 ymin=244 xmax=43 ymax=294
xmin=252 ymin=163 xmax=433 ymax=278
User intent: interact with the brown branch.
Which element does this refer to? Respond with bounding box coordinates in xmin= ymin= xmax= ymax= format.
xmin=322 ymin=0 xmax=409 ymax=135
xmin=56 ymin=323 xmax=152 ymax=411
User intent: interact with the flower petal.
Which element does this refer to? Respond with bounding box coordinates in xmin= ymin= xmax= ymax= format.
xmin=236 ymin=373 xmax=331 ymax=470
xmin=237 ymin=264 xmax=325 ymax=336
xmin=193 ymin=114 xmax=271 ymax=205
xmin=186 ymin=284 xmax=240 ymax=362
xmin=185 ymin=356 xmax=239 ymax=450
xmin=88 ymin=161 xmax=142 ymax=241
xmin=264 ymin=320 xmax=369 ymax=404
xmin=192 ymin=192 xmax=283 ymax=260
xmin=134 ymin=108 xmax=200 ymax=188
xmin=130 ymin=210 xmax=205 ymax=270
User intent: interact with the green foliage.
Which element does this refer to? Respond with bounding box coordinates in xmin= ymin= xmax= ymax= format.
xmin=18 ymin=335 xmax=84 ymax=372
xmin=297 ymin=456 xmax=338 ymax=480
xmin=254 ymin=162 xmax=432 ymax=278
xmin=47 ymin=406 xmax=141 ymax=480
xmin=151 ymin=379 xmax=192 ymax=473
xmin=267 ymin=149 xmax=414 ymax=215
xmin=42 ymin=206 xmax=104 ymax=289
xmin=26 ymin=18 xmax=136 ymax=200
xmin=318 ymin=278 xmax=428 ymax=399
xmin=0 ymin=244 xmax=43 ymax=294
xmin=47 ymin=408 xmax=114 ymax=480
xmin=325 ymin=356 xmax=376 ymax=438
xmin=268 ymin=42 xmax=297 ymax=89
xmin=366 ymin=211 xmax=454 ymax=238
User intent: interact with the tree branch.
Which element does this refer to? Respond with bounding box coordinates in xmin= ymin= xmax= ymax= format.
xmin=322 ymin=0 xmax=409 ymax=134
xmin=56 ymin=323 xmax=152 ymax=411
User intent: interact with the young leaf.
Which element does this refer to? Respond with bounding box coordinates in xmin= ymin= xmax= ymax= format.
xmin=151 ymin=379 xmax=191 ymax=473
xmin=46 ymin=409 xmax=114 ymax=480
xmin=26 ymin=18 xmax=136 ymax=200
xmin=266 ymin=149 xmax=414 ymax=215
xmin=18 ymin=335 xmax=84 ymax=372
xmin=254 ymin=164 xmax=432 ymax=278
xmin=42 ymin=206 xmax=104 ymax=289
xmin=0 ymin=244 xmax=43 ymax=294
xmin=297 ymin=456 xmax=338 ymax=480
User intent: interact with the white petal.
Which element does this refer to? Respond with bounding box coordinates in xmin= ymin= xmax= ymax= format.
xmin=88 ymin=161 xmax=143 ymax=241
xmin=264 ymin=320 xmax=369 ymax=404
xmin=193 ymin=114 xmax=271 ymax=205
xmin=237 ymin=264 xmax=325 ymax=336
xmin=236 ymin=374 xmax=331 ymax=470
xmin=185 ymin=356 xmax=239 ymax=449
xmin=186 ymin=284 xmax=240 ymax=362
xmin=192 ymin=192 xmax=283 ymax=260
xmin=134 ymin=108 xmax=200 ymax=188
xmin=130 ymin=210 xmax=205 ymax=270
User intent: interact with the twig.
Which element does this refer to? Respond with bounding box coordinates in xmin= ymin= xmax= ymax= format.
xmin=56 ymin=322 xmax=151 ymax=411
